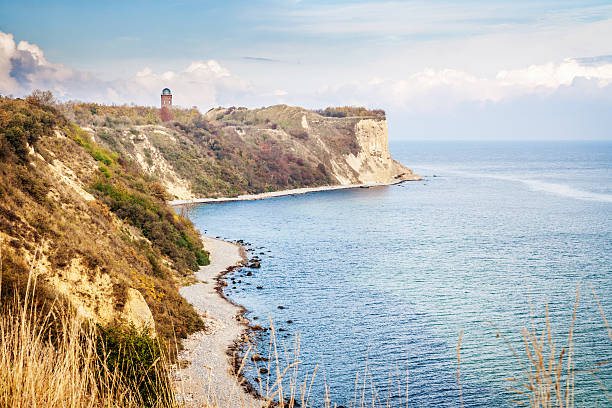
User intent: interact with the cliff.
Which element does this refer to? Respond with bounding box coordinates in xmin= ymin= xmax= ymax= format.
xmin=0 ymin=96 xmax=207 ymax=347
xmin=59 ymin=104 xmax=420 ymax=200
xmin=205 ymin=105 xmax=420 ymax=186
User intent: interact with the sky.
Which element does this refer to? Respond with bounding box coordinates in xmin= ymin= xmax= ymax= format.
xmin=1 ymin=0 xmax=612 ymax=140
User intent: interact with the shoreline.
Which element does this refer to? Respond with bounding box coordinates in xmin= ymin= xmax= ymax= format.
xmin=174 ymin=236 xmax=262 ymax=407
xmin=172 ymin=177 xmax=423 ymax=405
xmin=168 ymin=179 xmax=417 ymax=206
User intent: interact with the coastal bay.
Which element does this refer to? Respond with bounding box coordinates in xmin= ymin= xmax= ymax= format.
xmin=185 ymin=140 xmax=612 ymax=407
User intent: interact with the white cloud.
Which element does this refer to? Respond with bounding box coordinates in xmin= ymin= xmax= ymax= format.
xmin=497 ymin=58 xmax=612 ymax=89
xmin=0 ymin=31 xmax=94 ymax=97
xmin=310 ymin=58 xmax=612 ymax=113
xmin=0 ymin=29 xmax=250 ymax=109
xmin=0 ymin=31 xmax=19 ymax=92
xmin=109 ymin=60 xmax=251 ymax=108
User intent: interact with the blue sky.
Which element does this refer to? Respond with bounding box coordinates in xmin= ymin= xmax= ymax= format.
xmin=2 ymin=0 xmax=612 ymax=139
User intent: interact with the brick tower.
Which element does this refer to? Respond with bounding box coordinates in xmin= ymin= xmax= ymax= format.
xmin=160 ymin=88 xmax=173 ymax=121
xmin=161 ymin=88 xmax=172 ymax=108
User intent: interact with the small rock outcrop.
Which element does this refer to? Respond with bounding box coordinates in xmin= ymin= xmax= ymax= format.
xmin=123 ymin=288 xmax=156 ymax=334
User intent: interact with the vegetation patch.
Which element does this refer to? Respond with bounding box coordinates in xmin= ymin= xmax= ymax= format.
xmin=90 ymin=179 xmax=209 ymax=273
xmin=69 ymin=125 xmax=116 ymax=165
xmin=96 ymin=323 xmax=174 ymax=407
xmin=58 ymin=103 xmax=344 ymax=197
xmin=315 ymin=106 xmax=386 ymax=118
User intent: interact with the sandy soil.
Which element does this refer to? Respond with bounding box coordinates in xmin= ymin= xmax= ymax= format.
xmin=174 ymin=237 xmax=263 ymax=407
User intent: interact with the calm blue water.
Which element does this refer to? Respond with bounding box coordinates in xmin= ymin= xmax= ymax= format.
xmin=189 ymin=141 xmax=612 ymax=407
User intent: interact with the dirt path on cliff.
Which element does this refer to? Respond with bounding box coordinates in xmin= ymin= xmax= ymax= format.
xmin=174 ymin=237 xmax=263 ymax=407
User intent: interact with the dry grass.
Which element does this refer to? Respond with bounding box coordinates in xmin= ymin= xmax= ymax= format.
xmin=457 ymin=329 xmax=464 ymax=408
xmin=216 ymin=320 xmax=413 ymax=408
xmin=2 ymin=243 xmax=610 ymax=407
xmin=174 ymin=282 xmax=611 ymax=408
xmin=0 ymin=251 xmax=176 ymax=408
xmin=2 ymin=242 xmax=609 ymax=408
xmin=488 ymin=283 xmax=612 ymax=407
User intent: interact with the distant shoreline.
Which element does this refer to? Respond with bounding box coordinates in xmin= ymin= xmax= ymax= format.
xmin=168 ymin=179 xmax=416 ymax=206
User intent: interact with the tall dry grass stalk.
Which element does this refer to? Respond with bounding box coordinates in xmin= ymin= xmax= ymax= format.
xmin=457 ymin=329 xmax=464 ymax=408
xmin=215 ymin=319 xmax=413 ymax=408
xmin=591 ymin=286 xmax=612 ymax=344
xmin=0 ymin=247 xmax=175 ymax=408
xmin=204 ymin=283 xmax=611 ymax=408
xmin=491 ymin=283 xmax=612 ymax=407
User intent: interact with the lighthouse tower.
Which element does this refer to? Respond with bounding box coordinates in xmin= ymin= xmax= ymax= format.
xmin=161 ymin=88 xmax=172 ymax=108
xmin=160 ymin=88 xmax=173 ymax=121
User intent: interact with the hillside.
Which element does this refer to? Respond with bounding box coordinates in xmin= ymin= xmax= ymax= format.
xmin=59 ymin=103 xmax=421 ymax=200
xmin=0 ymin=95 xmax=208 ymax=347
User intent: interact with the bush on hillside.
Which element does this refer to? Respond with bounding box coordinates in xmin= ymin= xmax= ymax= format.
xmin=96 ymin=323 xmax=173 ymax=407
xmin=0 ymin=96 xmax=64 ymax=163
xmin=90 ymin=179 xmax=209 ymax=273
xmin=288 ymin=128 xmax=308 ymax=140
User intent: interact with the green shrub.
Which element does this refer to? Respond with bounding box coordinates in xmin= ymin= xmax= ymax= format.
xmin=194 ymin=247 xmax=210 ymax=266
xmin=0 ymin=97 xmax=62 ymax=163
xmin=99 ymin=165 xmax=111 ymax=179
xmin=91 ymin=179 xmax=209 ymax=273
xmin=95 ymin=323 xmax=173 ymax=407
xmin=315 ymin=106 xmax=385 ymax=118
xmin=92 ymin=148 xmax=113 ymax=165
xmin=67 ymin=125 xmax=115 ymax=166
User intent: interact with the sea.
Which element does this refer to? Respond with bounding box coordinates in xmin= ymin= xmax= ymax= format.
xmin=188 ymin=141 xmax=612 ymax=407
